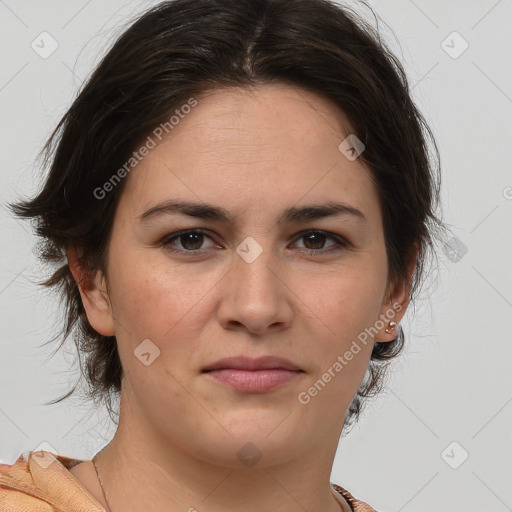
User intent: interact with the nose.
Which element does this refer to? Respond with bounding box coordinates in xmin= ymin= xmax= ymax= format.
xmin=216 ymin=245 xmax=293 ymax=335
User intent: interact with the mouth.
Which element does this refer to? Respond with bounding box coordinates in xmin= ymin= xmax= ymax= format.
xmin=202 ymin=355 xmax=303 ymax=372
xmin=202 ymin=356 xmax=304 ymax=393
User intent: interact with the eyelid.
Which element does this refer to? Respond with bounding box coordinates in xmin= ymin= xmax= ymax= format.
xmin=291 ymin=230 xmax=350 ymax=253
xmin=161 ymin=229 xmax=218 ymax=250
xmin=161 ymin=228 xmax=349 ymax=255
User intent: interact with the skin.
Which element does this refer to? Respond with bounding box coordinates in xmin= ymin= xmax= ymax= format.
xmin=67 ymin=83 xmax=416 ymax=512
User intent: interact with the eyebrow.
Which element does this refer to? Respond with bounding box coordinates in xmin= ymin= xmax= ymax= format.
xmin=138 ymin=199 xmax=367 ymax=225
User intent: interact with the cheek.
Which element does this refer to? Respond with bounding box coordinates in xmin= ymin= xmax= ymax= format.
xmin=109 ymin=249 xmax=194 ymax=320
xmin=300 ymin=266 xmax=385 ymax=390
xmin=106 ymin=251 xmax=220 ymax=363
xmin=306 ymin=269 xmax=385 ymax=343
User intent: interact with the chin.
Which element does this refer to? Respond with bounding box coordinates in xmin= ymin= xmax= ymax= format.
xmin=193 ymin=420 xmax=303 ymax=467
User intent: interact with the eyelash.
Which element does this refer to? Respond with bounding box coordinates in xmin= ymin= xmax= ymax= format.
xmin=161 ymin=229 xmax=349 ymax=256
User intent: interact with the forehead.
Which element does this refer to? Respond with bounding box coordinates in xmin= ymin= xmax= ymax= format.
xmin=117 ymin=84 xmax=381 ymax=227
xmin=180 ymin=84 xmax=354 ymax=153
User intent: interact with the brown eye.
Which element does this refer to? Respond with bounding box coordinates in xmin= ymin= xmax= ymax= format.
xmin=177 ymin=232 xmax=205 ymax=251
xmin=292 ymin=230 xmax=348 ymax=254
xmin=161 ymin=229 xmax=348 ymax=257
xmin=302 ymin=232 xmax=328 ymax=250
xmin=162 ymin=230 xmax=217 ymax=253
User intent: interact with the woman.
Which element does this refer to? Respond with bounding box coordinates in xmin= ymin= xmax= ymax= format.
xmin=0 ymin=0 xmax=446 ymax=510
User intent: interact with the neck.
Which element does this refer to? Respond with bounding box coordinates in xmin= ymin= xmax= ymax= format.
xmin=93 ymin=385 xmax=348 ymax=512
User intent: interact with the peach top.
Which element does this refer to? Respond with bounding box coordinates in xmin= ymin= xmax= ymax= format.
xmin=1 ymin=450 xmax=377 ymax=511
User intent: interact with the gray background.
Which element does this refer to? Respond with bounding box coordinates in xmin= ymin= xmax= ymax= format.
xmin=1 ymin=1 xmax=511 ymax=510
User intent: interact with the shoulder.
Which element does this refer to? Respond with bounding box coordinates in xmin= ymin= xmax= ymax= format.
xmin=332 ymin=483 xmax=379 ymax=512
xmin=0 ymin=450 xmax=104 ymax=511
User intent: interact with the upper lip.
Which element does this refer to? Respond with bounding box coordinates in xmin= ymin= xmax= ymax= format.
xmin=202 ymin=356 xmax=302 ymax=372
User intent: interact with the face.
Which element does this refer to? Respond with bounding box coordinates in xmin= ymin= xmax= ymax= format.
xmin=73 ymin=84 xmax=411 ymax=468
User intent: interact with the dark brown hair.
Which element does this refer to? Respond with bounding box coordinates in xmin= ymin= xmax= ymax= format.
xmin=7 ymin=0 xmax=447 ymax=432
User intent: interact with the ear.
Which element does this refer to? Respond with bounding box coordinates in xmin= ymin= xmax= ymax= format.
xmin=374 ymin=242 xmax=419 ymax=342
xmin=67 ymin=246 xmax=115 ymax=337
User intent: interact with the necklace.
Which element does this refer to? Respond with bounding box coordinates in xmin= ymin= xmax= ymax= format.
xmin=92 ymin=455 xmax=113 ymax=512
xmin=91 ymin=454 xmax=344 ymax=512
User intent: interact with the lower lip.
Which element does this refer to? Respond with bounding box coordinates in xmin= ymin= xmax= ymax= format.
xmin=203 ymin=369 xmax=303 ymax=392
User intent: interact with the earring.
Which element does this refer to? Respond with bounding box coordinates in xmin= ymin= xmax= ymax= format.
xmin=385 ymin=321 xmax=397 ymax=334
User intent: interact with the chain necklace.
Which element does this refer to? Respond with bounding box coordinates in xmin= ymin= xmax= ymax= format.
xmin=92 ymin=454 xmax=113 ymax=512
xmin=91 ymin=453 xmax=344 ymax=512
